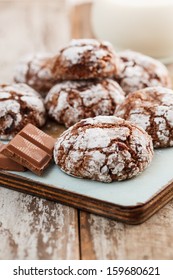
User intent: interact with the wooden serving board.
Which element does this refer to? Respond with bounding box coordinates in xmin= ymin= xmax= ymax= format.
xmin=1 ymin=120 xmax=173 ymax=225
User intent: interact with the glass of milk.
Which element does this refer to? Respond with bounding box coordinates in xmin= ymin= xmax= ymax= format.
xmin=91 ymin=0 xmax=173 ymax=62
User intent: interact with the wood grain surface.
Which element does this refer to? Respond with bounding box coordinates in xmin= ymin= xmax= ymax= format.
xmin=0 ymin=188 xmax=79 ymax=260
xmin=0 ymin=0 xmax=79 ymax=260
xmin=73 ymin=2 xmax=173 ymax=260
xmin=80 ymin=206 xmax=173 ymax=260
xmin=0 ymin=0 xmax=173 ymax=260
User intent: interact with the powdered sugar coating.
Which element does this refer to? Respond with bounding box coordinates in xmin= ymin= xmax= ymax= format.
xmin=54 ymin=116 xmax=153 ymax=182
xmin=115 ymin=86 xmax=173 ymax=148
xmin=115 ymin=50 xmax=172 ymax=95
xmin=52 ymin=39 xmax=120 ymax=80
xmin=0 ymin=83 xmax=46 ymax=139
xmin=45 ymin=79 xmax=125 ymax=128
xmin=14 ymin=53 xmax=57 ymax=96
xmin=70 ymin=39 xmax=101 ymax=47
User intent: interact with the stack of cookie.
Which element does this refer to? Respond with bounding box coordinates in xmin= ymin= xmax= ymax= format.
xmin=113 ymin=50 xmax=173 ymax=149
xmin=14 ymin=39 xmax=126 ymax=128
xmin=1 ymin=38 xmax=171 ymax=183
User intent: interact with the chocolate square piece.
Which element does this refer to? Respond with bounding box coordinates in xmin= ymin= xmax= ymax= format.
xmin=2 ymin=124 xmax=56 ymax=175
xmin=19 ymin=124 xmax=55 ymax=156
xmin=0 ymin=142 xmax=25 ymax=172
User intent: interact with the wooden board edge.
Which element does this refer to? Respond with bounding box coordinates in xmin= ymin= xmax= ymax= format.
xmin=0 ymin=170 xmax=173 ymax=224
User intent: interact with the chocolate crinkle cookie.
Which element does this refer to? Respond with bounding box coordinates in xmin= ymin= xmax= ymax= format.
xmin=115 ymin=86 xmax=173 ymax=148
xmin=0 ymin=83 xmax=46 ymax=140
xmin=45 ymin=79 xmax=125 ymax=128
xmin=51 ymin=39 xmax=120 ymax=80
xmin=14 ymin=53 xmax=57 ymax=97
xmin=115 ymin=50 xmax=172 ymax=95
xmin=54 ymin=116 xmax=153 ymax=183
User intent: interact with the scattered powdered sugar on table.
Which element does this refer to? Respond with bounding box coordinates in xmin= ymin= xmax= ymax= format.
xmin=54 ymin=116 xmax=153 ymax=183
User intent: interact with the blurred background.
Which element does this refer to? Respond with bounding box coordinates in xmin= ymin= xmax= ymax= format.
xmin=1 ymin=0 xmax=173 ymax=82
xmin=0 ymin=0 xmax=93 ymax=82
xmin=1 ymin=0 xmax=173 ymax=261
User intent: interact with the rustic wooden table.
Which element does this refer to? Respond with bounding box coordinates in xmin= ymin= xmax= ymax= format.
xmin=0 ymin=0 xmax=173 ymax=260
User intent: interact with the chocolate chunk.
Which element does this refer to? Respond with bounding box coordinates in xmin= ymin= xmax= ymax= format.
xmin=0 ymin=142 xmax=25 ymax=172
xmin=19 ymin=123 xmax=55 ymax=156
xmin=2 ymin=124 xmax=56 ymax=175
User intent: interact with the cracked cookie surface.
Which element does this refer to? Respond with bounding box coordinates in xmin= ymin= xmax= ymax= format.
xmin=54 ymin=116 xmax=153 ymax=182
xmin=115 ymin=50 xmax=172 ymax=95
xmin=115 ymin=86 xmax=173 ymax=148
xmin=45 ymin=79 xmax=125 ymax=128
xmin=0 ymin=83 xmax=46 ymax=140
xmin=14 ymin=53 xmax=57 ymax=97
xmin=52 ymin=39 xmax=120 ymax=80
